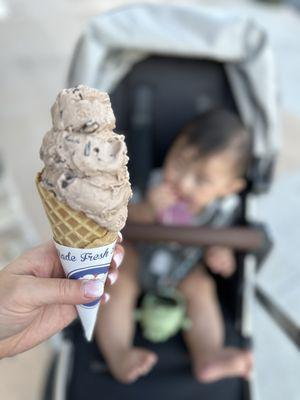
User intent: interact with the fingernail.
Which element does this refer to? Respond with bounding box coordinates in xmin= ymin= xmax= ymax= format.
xmin=102 ymin=292 xmax=110 ymax=303
xmin=117 ymin=232 xmax=123 ymax=242
xmin=83 ymin=280 xmax=103 ymax=298
xmin=108 ymin=271 xmax=118 ymax=285
xmin=113 ymin=252 xmax=123 ymax=269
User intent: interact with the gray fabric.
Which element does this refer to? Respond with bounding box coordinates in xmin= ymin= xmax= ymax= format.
xmin=68 ymin=3 xmax=279 ymax=159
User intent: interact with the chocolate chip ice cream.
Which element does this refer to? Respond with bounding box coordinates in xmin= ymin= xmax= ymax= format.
xmin=40 ymin=85 xmax=132 ymax=232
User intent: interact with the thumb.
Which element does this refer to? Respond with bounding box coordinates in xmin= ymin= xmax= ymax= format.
xmin=28 ymin=276 xmax=104 ymax=306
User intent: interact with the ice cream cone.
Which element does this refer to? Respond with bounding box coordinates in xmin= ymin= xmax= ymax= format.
xmin=36 ymin=173 xmax=117 ymax=248
xmin=35 ymin=85 xmax=131 ymax=340
xmin=36 ymin=173 xmax=117 ymax=340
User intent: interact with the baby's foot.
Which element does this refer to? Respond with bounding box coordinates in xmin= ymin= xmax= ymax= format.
xmin=194 ymin=348 xmax=253 ymax=383
xmin=108 ymin=347 xmax=158 ymax=384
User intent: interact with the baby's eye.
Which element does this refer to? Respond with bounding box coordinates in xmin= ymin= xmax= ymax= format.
xmin=174 ymin=163 xmax=182 ymax=170
xmin=171 ymin=163 xmax=182 ymax=171
xmin=195 ymin=175 xmax=211 ymax=185
xmin=173 ymin=160 xmax=184 ymax=170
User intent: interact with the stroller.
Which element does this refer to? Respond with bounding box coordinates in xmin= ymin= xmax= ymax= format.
xmin=43 ymin=4 xmax=281 ymax=400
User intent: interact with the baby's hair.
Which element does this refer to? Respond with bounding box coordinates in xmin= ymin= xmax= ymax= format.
xmin=179 ymin=109 xmax=252 ymax=178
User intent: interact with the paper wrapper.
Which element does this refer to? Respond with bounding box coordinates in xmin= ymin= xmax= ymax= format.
xmin=55 ymin=239 xmax=116 ymax=341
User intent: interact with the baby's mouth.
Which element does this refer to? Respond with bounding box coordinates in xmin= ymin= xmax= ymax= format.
xmin=176 ymin=194 xmax=191 ymax=206
xmin=170 ymin=187 xmax=193 ymax=211
xmin=177 ymin=198 xmax=197 ymax=214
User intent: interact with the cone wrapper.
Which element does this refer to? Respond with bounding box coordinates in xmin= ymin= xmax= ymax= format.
xmin=55 ymin=239 xmax=116 ymax=341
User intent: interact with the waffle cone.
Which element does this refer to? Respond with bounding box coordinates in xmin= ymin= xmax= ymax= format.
xmin=36 ymin=173 xmax=117 ymax=248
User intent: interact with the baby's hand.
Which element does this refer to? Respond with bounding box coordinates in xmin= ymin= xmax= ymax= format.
xmin=147 ymin=183 xmax=178 ymax=216
xmin=205 ymin=246 xmax=236 ymax=278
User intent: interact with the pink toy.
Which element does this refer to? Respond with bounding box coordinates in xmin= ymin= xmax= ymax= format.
xmin=158 ymin=201 xmax=193 ymax=225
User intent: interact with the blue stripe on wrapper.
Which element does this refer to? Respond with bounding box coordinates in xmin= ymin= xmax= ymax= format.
xmin=67 ymin=264 xmax=110 ymax=278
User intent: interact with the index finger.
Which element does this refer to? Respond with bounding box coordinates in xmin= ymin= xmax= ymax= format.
xmin=8 ymin=241 xmax=63 ymax=278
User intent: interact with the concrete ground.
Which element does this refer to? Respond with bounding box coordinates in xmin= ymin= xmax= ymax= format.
xmin=0 ymin=1 xmax=299 ymax=399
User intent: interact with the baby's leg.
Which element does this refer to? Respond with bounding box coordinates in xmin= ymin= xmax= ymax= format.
xmin=179 ymin=268 xmax=252 ymax=383
xmin=95 ymin=243 xmax=157 ymax=384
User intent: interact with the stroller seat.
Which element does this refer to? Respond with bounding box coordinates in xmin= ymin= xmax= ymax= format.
xmin=46 ymin=313 xmax=245 ymax=400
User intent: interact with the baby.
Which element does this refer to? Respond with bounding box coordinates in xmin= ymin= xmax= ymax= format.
xmin=95 ymin=109 xmax=253 ymax=384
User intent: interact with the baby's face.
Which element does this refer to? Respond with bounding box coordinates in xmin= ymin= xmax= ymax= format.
xmin=163 ymin=138 xmax=244 ymax=214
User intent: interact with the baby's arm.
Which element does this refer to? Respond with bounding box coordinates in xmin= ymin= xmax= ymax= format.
xmin=128 ymin=202 xmax=156 ymax=223
xmin=204 ymin=246 xmax=236 ymax=278
xmin=128 ymin=183 xmax=178 ymax=224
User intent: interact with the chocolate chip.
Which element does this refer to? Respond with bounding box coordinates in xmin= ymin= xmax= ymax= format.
xmin=65 ymin=135 xmax=80 ymax=144
xmin=93 ymin=147 xmax=99 ymax=153
xmin=45 ymin=179 xmax=54 ymax=188
xmin=84 ymin=141 xmax=91 ymax=156
xmin=54 ymin=154 xmax=65 ymax=163
xmin=65 ymin=173 xmax=74 ymax=181
xmin=61 ymin=172 xmax=75 ymax=188
xmin=61 ymin=180 xmax=69 ymax=189
xmin=82 ymin=121 xmax=99 ymax=133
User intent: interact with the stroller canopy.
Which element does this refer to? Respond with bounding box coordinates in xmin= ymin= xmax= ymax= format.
xmin=68 ymin=3 xmax=279 ymax=160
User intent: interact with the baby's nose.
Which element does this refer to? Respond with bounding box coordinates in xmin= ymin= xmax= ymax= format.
xmin=179 ymin=174 xmax=194 ymax=196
